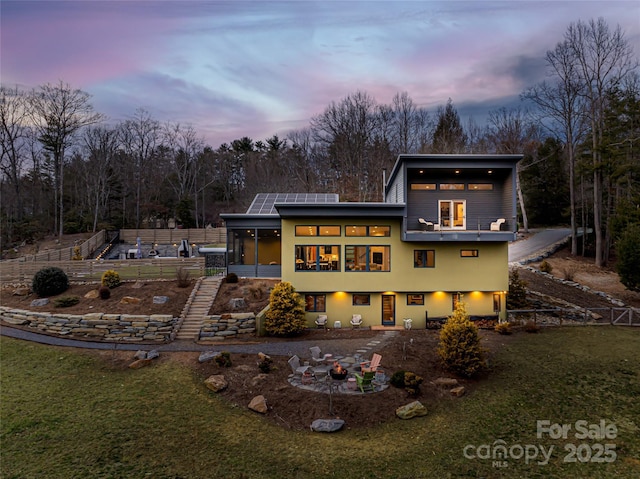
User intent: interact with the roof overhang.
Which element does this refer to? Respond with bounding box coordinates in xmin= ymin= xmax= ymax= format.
xmin=275 ymin=202 xmax=406 ymax=218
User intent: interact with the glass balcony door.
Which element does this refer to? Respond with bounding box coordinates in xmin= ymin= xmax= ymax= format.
xmin=439 ymin=200 xmax=466 ymax=229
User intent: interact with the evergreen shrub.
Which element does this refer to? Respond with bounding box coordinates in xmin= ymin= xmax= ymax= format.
xmin=101 ymin=270 xmax=121 ymax=289
xmin=32 ymin=267 xmax=69 ymax=297
xmin=264 ymin=281 xmax=306 ymax=336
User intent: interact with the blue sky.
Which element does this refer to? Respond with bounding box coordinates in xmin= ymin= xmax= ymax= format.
xmin=2 ymin=1 xmax=639 ymax=147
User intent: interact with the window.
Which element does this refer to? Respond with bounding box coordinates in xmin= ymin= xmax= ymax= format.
xmin=353 ymin=294 xmax=370 ymax=306
xmin=410 ymin=183 xmax=436 ymax=190
xmin=460 ymin=249 xmax=479 ymax=257
xmin=295 ymin=245 xmax=340 ymax=271
xmin=452 ymin=292 xmax=462 ymax=310
xmin=414 ymin=250 xmax=435 ymax=268
xmin=305 ymin=294 xmax=326 ymax=312
xmin=493 ymin=293 xmax=501 ymax=312
xmin=407 ymin=294 xmax=424 ymax=305
xmin=468 ymin=183 xmax=493 ymax=190
xmin=345 ymin=245 xmax=390 ymax=271
xmin=439 ymin=183 xmax=464 ymax=190
xmin=295 ymin=225 xmax=340 ymax=236
xmin=346 ymin=225 xmax=391 ymax=237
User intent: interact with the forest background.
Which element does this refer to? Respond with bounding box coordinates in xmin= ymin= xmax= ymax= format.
xmin=1 ymin=18 xmax=638 ymax=276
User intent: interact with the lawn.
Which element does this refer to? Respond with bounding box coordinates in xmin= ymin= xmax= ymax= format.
xmin=1 ymin=326 xmax=639 ymax=478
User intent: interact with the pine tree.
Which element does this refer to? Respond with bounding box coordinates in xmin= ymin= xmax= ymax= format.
xmin=264 ymin=282 xmax=307 ymax=336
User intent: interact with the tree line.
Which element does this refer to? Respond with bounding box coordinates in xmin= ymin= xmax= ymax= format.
xmin=1 ymin=17 xmax=638 ymax=271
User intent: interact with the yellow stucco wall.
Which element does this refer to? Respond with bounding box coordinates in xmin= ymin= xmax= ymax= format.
xmin=281 ymin=218 xmax=508 ymax=327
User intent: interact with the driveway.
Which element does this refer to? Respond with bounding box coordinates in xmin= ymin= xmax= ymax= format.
xmin=508 ymin=228 xmax=571 ymax=263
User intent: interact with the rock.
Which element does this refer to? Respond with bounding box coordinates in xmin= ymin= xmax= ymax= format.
xmin=396 ymin=401 xmax=428 ymax=420
xmin=248 ymin=395 xmax=268 ymax=414
xmin=134 ymin=350 xmax=147 ymax=360
xmin=147 ymin=349 xmax=159 ymax=360
xmin=30 ymin=298 xmax=49 ymax=307
xmin=204 ymin=375 xmax=228 ymax=392
xmin=310 ymin=419 xmax=345 ymax=433
xmin=433 ymin=377 xmax=459 ymax=387
xmin=128 ymin=358 xmax=152 ymax=369
xmin=153 ymin=296 xmax=169 ymax=304
xmin=250 ymin=374 xmax=269 ymax=387
xmin=199 ymin=351 xmax=222 ymax=363
xmin=131 ymin=281 xmax=145 ymax=289
xmin=120 ymin=296 xmax=141 ymax=304
xmin=450 ymin=386 xmax=466 ymax=397
xmin=258 ymin=352 xmax=270 ymax=362
xmin=12 ymin=287 xmax=30 ymax=296
xmin=84 ymin=289 xmax=100 ymax=299
xmin=229 ymin=298 xmax=246 ymax=309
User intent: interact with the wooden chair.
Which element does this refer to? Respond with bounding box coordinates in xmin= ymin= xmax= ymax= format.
xmin=354 ymin=370 xmax=375 ymax=393
xmin=361 ymin=353 xmax=382 ymax=373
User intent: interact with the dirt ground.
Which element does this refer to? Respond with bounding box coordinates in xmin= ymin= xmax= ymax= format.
xmin=2 ymin=237 xmax=639 ymax=430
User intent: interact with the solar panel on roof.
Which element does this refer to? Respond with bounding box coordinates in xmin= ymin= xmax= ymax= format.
xmin=246 ymin=193 xmax=339 ymax=214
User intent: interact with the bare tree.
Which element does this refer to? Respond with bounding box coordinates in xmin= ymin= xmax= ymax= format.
xmin=566 ymin=18 xmax=638 ymax=266
xmin=523 ymin=38 xmax=589 ymax=255
xmin=28 ymin=81 xmax=104 ymax=238
xmin=390 ymin=91 xmax=432 ymax=155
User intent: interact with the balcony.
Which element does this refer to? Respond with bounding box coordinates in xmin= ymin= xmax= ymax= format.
xmin=403 ymin=216 xmax=517 ymax=242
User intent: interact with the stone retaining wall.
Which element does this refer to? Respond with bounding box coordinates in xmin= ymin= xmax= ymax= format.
xmin=0 ymin=306 xmax=177 ymax=342
xmin=198 ymin=312 xmax=256 ymax=341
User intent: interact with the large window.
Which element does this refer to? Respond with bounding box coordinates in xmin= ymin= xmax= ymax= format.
xmin=295 ymin=225 xmax=340 ymax=236
xmin=345 ymin=225 xmax=390 ymax=237
xmin=305 ymin=294 xmax=326 ymax=312
xmin=414 ymin=250 xmax=435 ymax=268
xmin=345 ymin=245 xmax=390 ymax=271
xmin=295 ymin=245 xmax=340 ymax=271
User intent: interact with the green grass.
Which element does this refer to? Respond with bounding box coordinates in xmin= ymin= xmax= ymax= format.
xmin=1 ymin=327 xmax=639 ymax=478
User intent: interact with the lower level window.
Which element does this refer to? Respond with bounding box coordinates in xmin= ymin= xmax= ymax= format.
xmin=414 ymin=250 xmax=435 ymax=268
xmin=305 ymin=294 xmax=326 ymax=312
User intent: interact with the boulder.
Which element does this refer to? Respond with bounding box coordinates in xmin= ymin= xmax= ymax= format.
xmin=248 ymin=395 xmax=268 ymax=414
xmin=396 ymin=401 xmax=428 ymax=420
xmin=120 ymin=296 xmax=141 ymax=304
xmin=134 ymin=350 xmax=147 ymax=360
xmin=153 ymin=296 xmax=169 ymax=304
xmin=310 ymin=419 xmax=345 ymax=433
xmin=84 ymin=289 xmax=100 ymax=299
xmin=250 ymin=373 xmax=269 ymax=387
xmin=131 ymin=281 xmax=145 ymax=289
xmin=257 ymin=352 xmax=271 ymax=362
xmin=204 ymin=375 xmax=228 ymax=392
xmin=199 ymin=351 xmax=221 ymax=363
xmin=433 ymin=377 xmax=459 ymax=387
xmin=30 ymin=298 xmax=49 ymax=307
xmin=147 ymin=349 xmax=160 ymax=360
xmin=450 ymin=386 xmax=466 ymax=397
xmin=229 ymin=298 xmax=246 ymax=309
xmin=12 ymin=287 xmax=30 ymax=296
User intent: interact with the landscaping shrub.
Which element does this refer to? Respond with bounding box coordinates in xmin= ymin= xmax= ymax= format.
xmin=437 ymin=301 xmax=487 ymax=378
xmin=101 ymin=270 xmax=121 ymax=289
xmin=562 ymin=266 xmax=576 ymax=281
xmin=616 ymin=223 xmax=640 ymax=291
xmin=390 ymin=370 xmax=423 ymax=395
xmin=494 ymin=322 xmax=512 ymax=335
xmin=54 ymin=296 xmax=80 ymax=308
xmin=175 ymin=267 xmax=191 ymax=288
xmin=32 ymin=266 xmax=69 ymax=297
xmin=264 ymin=281 xmax=306 ymax=336
xmin=98 ymin=286 xmax=111 ymax=299
xmin=257 ymin=356 xmax=273 ymax=373
xmin=214 ymin=352 xmax=232 ymax=367
xmin=225 ymin=272 xmax=238 ymax=284
xmin=507 ymin=269 xmax=528 ymax=309
xmin=539 ymin=260 xmax=552 ymax=273
xmin=72 ymin=246 xmax=83 ymax=261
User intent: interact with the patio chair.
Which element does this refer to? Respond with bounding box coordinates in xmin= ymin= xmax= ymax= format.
xmin=361 ymin=353 xmax=382 ymax=373
xmin=315 ymin=315 xmax=328 ymax=329
xmin=287 ymin=355 xmax=310 ymax=376
xmin=490 ymin=218 xmax=506 ymax=231
xmin=350 ymin=314 xmax=363 ymax=328
xmin=354 ymin=370 xmax=375 ymax=393
xmin=309 ymin=346 xmax=331 ymax=365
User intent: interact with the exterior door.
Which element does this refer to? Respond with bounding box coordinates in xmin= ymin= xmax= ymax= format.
xmin=382 ymin=294 xmax=395 ymax=326
xmin=439 ymin=200 xmax=466 ymax=229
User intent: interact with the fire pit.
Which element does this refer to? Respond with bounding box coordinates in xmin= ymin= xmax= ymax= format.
xmin=330 ymin=362 xmax=348 ymax=380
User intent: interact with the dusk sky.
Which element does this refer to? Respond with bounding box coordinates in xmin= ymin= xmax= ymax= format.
xmin=2 ymin=1 xmax=639 ymax=148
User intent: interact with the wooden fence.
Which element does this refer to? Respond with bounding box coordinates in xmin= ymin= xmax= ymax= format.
xmin=2 ymin=230 xmax=107 ymax=264
xmin=119 ymin=228 xmax=227 ymax=245
xmin=508 ymin=307 xmax=640 ymax=326
xmin=0 ymin=257 xmax=205 ymax=284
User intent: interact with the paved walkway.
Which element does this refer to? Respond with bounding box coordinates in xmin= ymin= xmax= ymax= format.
xmin=508 ymin=227 xmax=571 ymax=263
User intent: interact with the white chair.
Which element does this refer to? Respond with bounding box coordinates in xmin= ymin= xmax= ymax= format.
xmin=350 ymin=314 xmax=363 ymax=328
xmin=309 ymin=346 xmax=332 ymax=365
xmin=315 ymin=315 xmax=328 ymax=329
xmin=287 ymin=355 xmax=310 ymax=376
xmin=490 ymin=218 xmax=506 ymax=231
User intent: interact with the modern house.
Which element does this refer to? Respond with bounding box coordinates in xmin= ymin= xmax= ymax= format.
xmin=221 ymin=154 xmax=521 ymax=328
